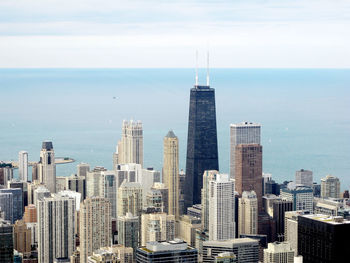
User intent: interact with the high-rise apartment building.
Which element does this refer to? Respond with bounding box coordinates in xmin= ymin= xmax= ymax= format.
xmin=80 ymin=197 xmax=111 ymax=263
xmin=151 ymin=183 xmax=168 ymax=214
xmin=64 ymin=174 xmax=86 ymax=201
xmin=13 ymin=219 xmax=31 ymax=254
xmin=295 ymin=169 xmax=313 ymax=187
xmin=280 ymin=186 xmax=313 ymax=212
xmin=117 ymin=181 xmax=143 ymax=217
xmin=141 ymin=212 xmax=175 ymax=246
xmin=201 ymin=170 xmax=219 ymax=232
xmin=18 ymin=151 xmax=28 ymax=182
xmin=33 ymin=185 xmax=50 ymax=207
xmin=117 ymin=120 xmax=143 ymax=166
xmin=185 ymin=82 xmax=219 ymax=209
xmin=0 ymin=219 xmax=14 ymax=263
xmin=176 ymin=215 xmax=201 ymax=247
xmin=263 ymin=242 xmax=294 ymax=263
xmin=38 ymin=141 xmax=56 ymax=193
xmin=86 ymin=166 xmax=107 ymax=198
xmin=23 ymin=204 xmax=37 ymax=223
xmin=163 ymin=130 xmax=179 ymax=218
xmin=321 ymin=175 xmax=340 ymax=198
xmin=37 ymin=194 xmax=76 ymax=263
xmin=230 ymin=122 xmax=261 ymax=179
xmin=118 ymin=213 xmax=140 ymax=254
xmin=239 ymin=191 xmax=258 ymax=236
xmin=208 ymin=173 xmax=235 ymax=241
xmin=235 ymin=144 xmax=263 ymax=211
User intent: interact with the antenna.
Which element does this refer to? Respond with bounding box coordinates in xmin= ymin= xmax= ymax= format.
xmin=195 ymin=50 xmax=199 ymax=86
xmin=206 ymin=51 xmax=210 ymax=86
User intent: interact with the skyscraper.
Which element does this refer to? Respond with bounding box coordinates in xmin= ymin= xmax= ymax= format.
xmin=18 ymin=151 xmax=28 ymax=182
xmin=230 ymin=122 xmax=261 ymax=179
xmin=80 ymin=197 xmax=111 ymax=263
xmin=38 ymin=141 xmax=56 ymax=193
xmin=118 ymin=212 xmax=140 ymax=255
xmin=321 ymin=175 xmax=340 ymax=198
xmin=117 ymin=181 xmax=143 ymax=217
xmin=0 ymin=219 xmax=14 ymax=263
xmin=163 ymin=130 xmax=179 ymax=218
xmin=238 ymin=191 xmax=258 ymax=236
xmin=201 ymin=170 xmax=219 ymax=232
xmin=117 ymin=120 xmax=143 ymax=166
xmin=185 ymin=79 xmax=219 ymax=209
xmin=295 ymin=169 xmax=313 ymax=187
xmin=235 ymin=144 xmax=263 ymax=211
xmin=0 ymin=188 xmax=23 ymax=223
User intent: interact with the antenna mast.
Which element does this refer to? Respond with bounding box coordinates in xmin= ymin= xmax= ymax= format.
xmin=195 ymin=50 xmax=199 ymax=86
xmin=206 ymin=51 xmax=210 ymax=86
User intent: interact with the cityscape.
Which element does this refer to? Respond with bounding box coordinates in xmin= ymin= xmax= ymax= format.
xmin=1 ymin=1 xmax=350 ymax=263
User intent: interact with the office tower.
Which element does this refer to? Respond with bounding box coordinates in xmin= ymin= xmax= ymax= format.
xmin=33 ymin=186 xmax=50 ymax=207
xmin=118 ymin=213 xmax=140 ymax=254
xmin=136 ymin=239 xmax=198 ymax=263
xmin=208 ymin=173 xmax=235 ymax=241
xmin=23 ymin=204 xmax=37 ymax=223
xmin=117 ymin=181 xmax=143 ymax=217
xmin=239 ymin=191 xmax=258 ymax=236
xmin=88 ymin=245 xmax=133 ymax=263
xmin=0 ymin=188 xmax=23 ymax=223
xmin=9 ymin=180 xmax=28 ymax=208
xmin=37 ymin=194 xmax=76 ymax=263
xmin=176 ymin=215 xmax=201 ymax=247
xmin=185 ymin=80 xmax=219 ymax=209
xmin=86 ymin=166 xmax=107 ymax=198
xmin=280 ymin=186 xmax=313 ymax=212
xmin=263 ymin=242 xmax=294 ymax=263
xmin=272 ymin=200 xmax=293 ymax=241
xmin=298 ymin=214 xmax=350 ymax=263
xmin=64 ymin=174 xmax=86 ymax=202
xmin=295 ymin=169 xmax=313 ymax=187
xmin=19 ymin=151 xmax=29 ymax=182
xmin=0 ymin=192 xmax=13 ymax=223
xmin=235 ymin=144 xmax=263 ymax=211
xmin=99 ymin=170 xmax=117 ymax=218
xmin=38 ymin=141 xmax=56 ymax=193
xmin=77 ymin=162 xmax=90 ymax=177
xmin=151 ymin=183 xmax=168 ymax=214
xmin=179 ymin=170 xmax=186 ymax=215
xmin=265 ymin=180 xmax=280 ymax=195
xmin=163 ymin=130 xmax=180 ymax=218
xmin=14 ymin=219 xmax=31 ymax=254
xmin=230 ymin=122 xmax=261 ymax=179
xmin=321 ymin=175 xmax=340 ymax=198
xmin=202 ymin=238 xmax=259 ymax=263
xmin=312 ymin=183 xmax=321 ymax=197
xmin=284 ymin=211 xmax=302 ymax=256
xmin=80 ymin=197 xmax=111 ymax=263
xmin=262 ymin=173 xmax=272 ymax=195
xmin=0 ymin=219 xmax=14 ymax=263
xmin=201 ymin=170 xmax=219 ymax=231
xmin=0 ymin=162 xmax=13 ymax=187
xmin=141 ymin=212 xmax=175 ymax=246
xmin=117 ymin=120 xmax=143 ymax=166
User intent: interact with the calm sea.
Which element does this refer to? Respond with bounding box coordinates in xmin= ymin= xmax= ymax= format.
xmin=0 ymin=69 xmax=349 ymax=190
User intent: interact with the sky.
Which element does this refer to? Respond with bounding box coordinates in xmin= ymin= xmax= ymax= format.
xmin=0 ymin=0 xmax=349 ymax=68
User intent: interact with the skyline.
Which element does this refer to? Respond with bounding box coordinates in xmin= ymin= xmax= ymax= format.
xmin=0 ymin=0 xmax=350 ymax=68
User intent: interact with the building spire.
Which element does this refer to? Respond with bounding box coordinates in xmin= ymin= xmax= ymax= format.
xmin=206 ymin=51 xmax=210 ymax=86
xmin=195 ymin=50 xmax=199 ymax=86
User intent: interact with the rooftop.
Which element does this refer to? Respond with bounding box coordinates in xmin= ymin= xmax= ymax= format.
xmin=300 ymin=214 xmax=350 ymax=225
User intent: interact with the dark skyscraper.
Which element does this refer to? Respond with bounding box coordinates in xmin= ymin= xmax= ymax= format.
xmin=185 ymin=82 xmax=219 ymax=209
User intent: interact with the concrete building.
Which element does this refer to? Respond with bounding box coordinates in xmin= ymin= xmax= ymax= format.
xmin=201 ymin=170 xmax=219 ymax=232
xmin=33 ymin=186 xmax=50 ymax=208
xmin=284 ymin=211 xmax=305 ymax=256
xmin=0 ymin=192 xmax=13 ymax=223
xmin=162 ymin=130 xmax=180 ymax=218
xmin=176 ymin=215 xmax=201 ymax=247
xmin=321 ymin=175 xmax=340 ymax=199
xmin=77 ymin=163 xmax=90 ymax=177
xmin=19 ymin=151 xmax=29 ymax=182
xmin=0 ymin=163 xmax=13 ymax=187
xmin=117 ymin=120 xmax=143 ymax=166
xmin=37 ymin=194 xmax=76 ymax=263
xmin=141 ymin=212 xmax=175 ymax=246
xmin=202 ymin=238 xmax=259 ymax=263
xmin=64 ymin=174 xmax=86 ymax=202
xmin=295 ymin=169 xmax=313 ymax=188
xmin=118 ymin=213 xmax=140 ymax=255
xmin=239 ymin=191 xmax=258 ymax=236
xmin=263 ymin=242 xmax=294 ymax=263
xmin=38 ymin=141 xmax=56 ymax=193
xmin=0 ymin=219 xmax=14 ymax=263
xmin=86 ymin=166 xmax=107 ymax=198
xmin=14 ymin=219 xmax=31 ymax=254
xmin=208 ymin=173 xmax=235 ymax=240
xmin=235 ymin=144 xmax=263 ymax=211
xmin=145 ymin=189 xmax=163 ymax=212
xmin=23 ymin=204 xmax=37 ymax=223
xmin=117 ymin=181 xmax=143 ymax=217
xmin=80 ymin=197 xmax=111 ymax=263
xmin=230 ymin=122 xmax=261 ymax=179
xmin=280 ymin=186 xmax=313 ymax=212
xmin=0 ymin=188 xmax=23 ymax=223
xmin=27 ymin=180 xmax=44 ymax=205
xmin=151 ymin=183 xmax=168 ymax=213
xmin=136 ymin=239 xmax=198 ymax=263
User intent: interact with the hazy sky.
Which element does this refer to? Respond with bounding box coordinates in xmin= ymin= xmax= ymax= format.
xmin=1 ymin=0 xmax=349 ymax=68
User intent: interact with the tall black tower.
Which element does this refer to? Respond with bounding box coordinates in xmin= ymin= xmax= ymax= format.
xmin=184 ymin=83 xmax=219 ymax=210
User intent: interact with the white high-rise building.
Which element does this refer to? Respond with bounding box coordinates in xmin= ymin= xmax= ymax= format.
xmin=18 ymin=151 xmax=28 ymax=182
xmin=208 ymin=173 xmax=235 ymax=241
xmin=263 ymin=242 xmax=295 ymax=263
xmin=230 ymin=122 xmax=261 ymax=179
xmin=280 ymin=187 xmax=313 ymax=212
xmin=38 ymin=141 xmax=56 ymax=193
xmin=37 ymin=194 xmax=75 ymax=263
xmin=321 ymin=175 xmax=340 ymax=199
xmin=239 ymin=191 xmax=258 ymax=236
xmin=295 ymin=169 xmax=313 ymax=187
xmin=117 ymin=181 xmax=143 ymax=217
xmin=86 ymin=166 xmax=107 ymax=198
xmin=201 ymin=170 xmax=219 ymax=231
xmin=117 ymin=120 xmax=143 ymax=167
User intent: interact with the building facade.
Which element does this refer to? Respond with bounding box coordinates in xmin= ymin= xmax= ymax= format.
xmin=238 ymin=191 xmax=258 ymax=236
xmin=321 ymin=175 xmax=340 ymax=199
xmin=38 ymin=141 xmax=56 ymax=193
xmin=263 ymin=242 xmax=294 ymax=263
xmin=19 ymin=151 xmax=29 ymax=182
xmin=295 ymin=169 xmax=313 ymax=187
xmin=280 ymin=187 xmax=313 ymax=212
